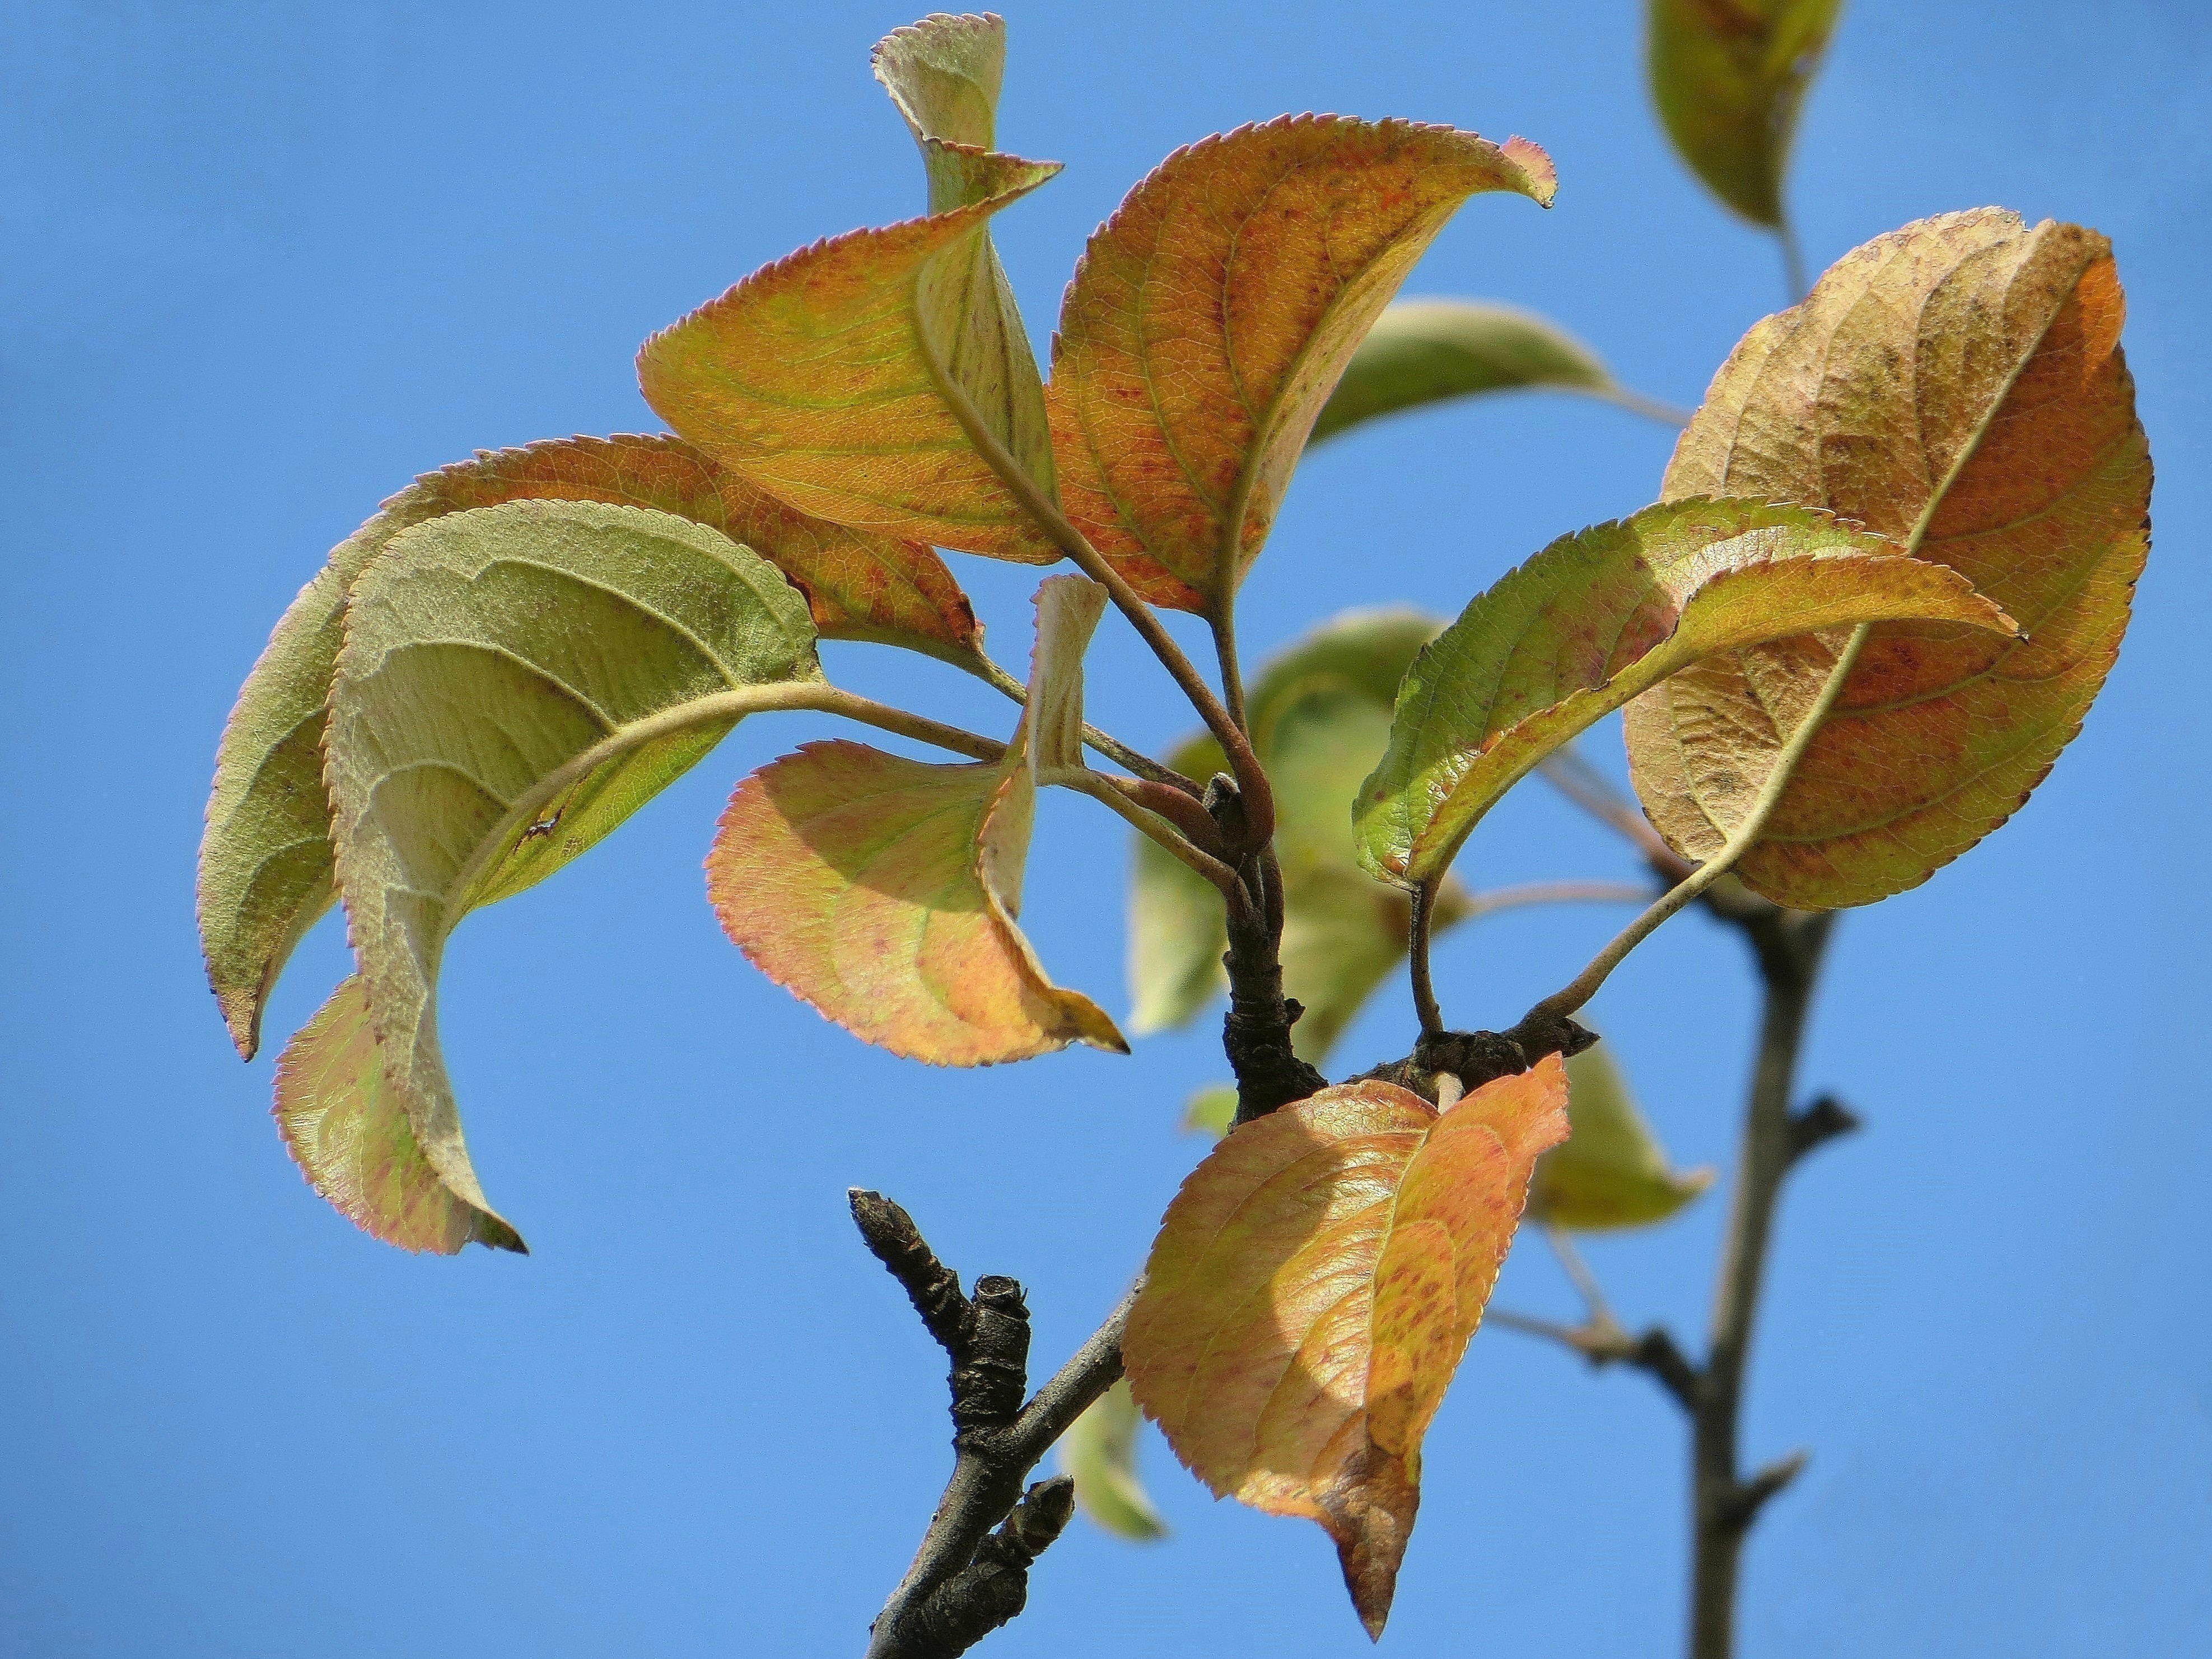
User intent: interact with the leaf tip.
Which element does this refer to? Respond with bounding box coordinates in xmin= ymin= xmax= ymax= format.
xmin=1501 ymin=135 xmax=1557 ymax=204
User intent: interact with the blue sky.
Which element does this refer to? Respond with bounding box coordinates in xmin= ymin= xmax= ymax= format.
xmin=2 ymin=2 xmax=2206 ymax=1655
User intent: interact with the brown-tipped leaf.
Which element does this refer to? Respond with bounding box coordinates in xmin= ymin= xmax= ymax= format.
xmin=1125 ymin=1062 xmax=1571 ymax=1636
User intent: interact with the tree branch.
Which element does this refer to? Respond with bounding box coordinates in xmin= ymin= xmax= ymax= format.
xmin=1688 ymin=907 xmax=1835 ymax=1659
xmin=852 ymin=1191 xmax=1136 ymax=1659
xmin=1488 ymin=1310 xmax=1701 ymax=1413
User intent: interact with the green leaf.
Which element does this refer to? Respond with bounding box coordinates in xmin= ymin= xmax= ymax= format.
xmin=1181 ymin=1083 xmax=1239 ymax=1139
xmin=1529 ymin=1039 xmax=1712 ymax=1231
xmin=1059 ymin=1378 xmax=1169 ymax=1541
xmin=1127 ymin=610 xmax=1467 ymax=1060
xmin=198 ymin=434 xmax=968 ymax=1060
xmin=1311 ymin=300 xmax=1642 ymax=443
xmin=306 ymin=498 xmax=822 ymax=1251
xmin=1354 ymin=498 xmax=2017 ymax=892
xmin=1647 ymin=0 xmax=1845 ymax=226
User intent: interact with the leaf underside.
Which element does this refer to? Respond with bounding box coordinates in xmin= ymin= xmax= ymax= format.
xmin=1626 ymin=210 xmax=2150 ymax=908
xmin=1125 ymin=1062 xmax=1571 ymax=1637
xmin=198 ymin=433 xmax=964 ymax=1061
xmin=301 ymin=498 xmax=822 ymax=1251
xmin=1311 ymin=298 xmax=1616 ymax=444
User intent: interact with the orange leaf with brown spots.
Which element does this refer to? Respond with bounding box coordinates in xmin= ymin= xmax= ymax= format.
xmin=1124 ymin=1061 xmax=1570 ymax=1637
xmin=1048 ymin=116 xmax=1555 ymax=614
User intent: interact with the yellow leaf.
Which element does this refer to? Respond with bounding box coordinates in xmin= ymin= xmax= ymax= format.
xmin=1049 ymin=116 xmax=1555 ymax=614
xmin=1124 ymin=1062 xmax=1570 ymax=1637
xmin=1626 ymin=211 xmax=2152 ymax=908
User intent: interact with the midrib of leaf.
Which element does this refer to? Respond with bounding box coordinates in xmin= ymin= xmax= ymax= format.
xmin=438 ymin=680 xmax=835 ymax=918
xmin=1898 ymin=222 xmax=2083 ymax=563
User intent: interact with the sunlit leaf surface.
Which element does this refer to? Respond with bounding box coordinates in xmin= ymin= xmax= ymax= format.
xmin=1627 ymin=211 xmax=2150 ymax=906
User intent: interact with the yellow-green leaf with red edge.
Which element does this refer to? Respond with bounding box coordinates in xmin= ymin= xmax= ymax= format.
xmin=707 ymin=577 xmax=1126 ymax=1065
xmin=1529 ymin=1040 xmax=1712 ymax=1231
xmin=1125 ymin=1062 xmax=1571 ymax=1637
xmin=1626 ymin=211 xmax=2152 ymax=908
xmin=1647 ymin=0 xmax=1844 ymax=227
xmin=311 ymin=498 xmax=823 ymax=1251
xmin=198 ymin=434 xmax=969 ymax=1062
xmin=637 ymin=145 xmax=1063 ymax=561
xmin=1354 ymin=498 xmax=2018 ymax=894
xmin=274 ymin=977 xmax=521 ymax=1254
xmin=1048 ymin=116 xmax=1556 ymax=614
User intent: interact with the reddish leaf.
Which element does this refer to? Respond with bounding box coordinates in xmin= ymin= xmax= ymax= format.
xmin=1125 ymin=1062 xmax=1570 ymax=1635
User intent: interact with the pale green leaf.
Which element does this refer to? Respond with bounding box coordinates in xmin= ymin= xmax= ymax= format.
xmin=308 ymin=498 xmax=822 ymax=1250
xmin=1181 ymin=1083 xmax=1238 ymax=1139
xmin=1529 ymin=1039 xmax=1712 ymax=1231
xmin=1312 ymin=300 xmax=1645 ymax=443
xmin=1060 ymin=1378 xmax=1168 ymax=1541
xmin=1354 ymin=498 xmax=2017 ymax=892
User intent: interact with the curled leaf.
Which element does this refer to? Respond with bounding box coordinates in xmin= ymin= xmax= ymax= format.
xmin=198 ymin=434 xmax=964 ymax=1060
xmin=1125 ymin=1062 xmax=1571 ymax=1636
xmin=1355 ymin=498 xmax=2017 ymax=892
xmin=709 ymin=577 xmax=1123 ymax=1065
xmin=1312 ymin=299 xmax=1644 ymax=443
xmin=638 ymin=144 xmax=1061 ymax=558
xmin=1626 ymin=211 xmax=2151 ymax=908
xmin=274 ymin=978 xmax=520 ymax=1255
xmin=315 ymin=499 xmax=822 ymax=1250
xmin=1060 ymin=1378 xmax=1169 ymax=1541
xmin=1050 ymin=116 xmax=1556 ymax=613
xmin=1529 ymin=1041 xmax=1712 ymax=1231
xmin=1646 ymin=0 xmax=1844 ymax=227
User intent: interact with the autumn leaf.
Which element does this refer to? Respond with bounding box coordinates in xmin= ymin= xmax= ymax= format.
xmin=1626 ymin=211 xmax=2152 ymax=908
xmin=638 ymin=130 xmax=1062 ymax=559
xmin=1124 ymin=1062 xmax=1571 ymax=1636
xmin=1529 ymin=1040 xmax=1712 ymax=1231
xmin=1059 ymin=1378 xmax=1168 ymax=1542
xmin=197 ymin=434 xmax=969 ymax=1060
xmin=1312 ymin=299 xmax=1679 ymax=443
xmin=708 ymin=578 xmax=1125 ymax=1065
xmin=310 ymin=499 xmax=823 ymax=1251
xmin=1127 ymin=610 xmax=1471 ymax=1057
xmin=1355 ymin=498 xmax=2017 ymax=893
xmin=1647 ymin=0 xmax=1844 ymax=227
xmin=1049 ymin=116 xmax=1556 ymax=613
xmin=273 ymin=977 xmax=520 ymax=1254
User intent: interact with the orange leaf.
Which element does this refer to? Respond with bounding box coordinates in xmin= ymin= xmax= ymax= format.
xmin=1626 ymin=211 xmax=2153 ymax=906
xmin=1048 ymin=116 xmax=1555 ymax=613
xmin=638 ymin=155 xmax=1063 ymax=562
xmin=707 ymin=742 xmax=1123 ymax=1064
xmin=1124 ymin=1060 xmax=1570 ymax=1636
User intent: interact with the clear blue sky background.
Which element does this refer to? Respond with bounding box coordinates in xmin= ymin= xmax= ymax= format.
xmin=3 ymin=2 xmax=2206 ymax=1655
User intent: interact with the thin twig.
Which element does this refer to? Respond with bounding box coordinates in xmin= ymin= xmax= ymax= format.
xmin=1487 ymin=1309 xmax=1699 ymax=1413
xmin=1537 ymin=747 xmax=1696 ymax=881
xmin=855 ymin=1191 xmax=1139 ymax=1659
xmin=1545 ymin=1225 xmax=1615 ymax=1327
xmin=1777 ymin=216 xmax=1810 ymax=306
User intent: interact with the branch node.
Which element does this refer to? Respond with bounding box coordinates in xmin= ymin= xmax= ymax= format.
xmin=950 ymin=1277 xmax=1031 ymax=1445
xmin=1355 ymin=1013 xmax=1597 ymax=1104
xmin=887 ymin=1478 xmax=1078 ymax=1659
xmin=1719 ymin=1450 xmax=1810 ymax=1532
xmin=1785 ymin=1093 xmax=1861 ymax=1168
